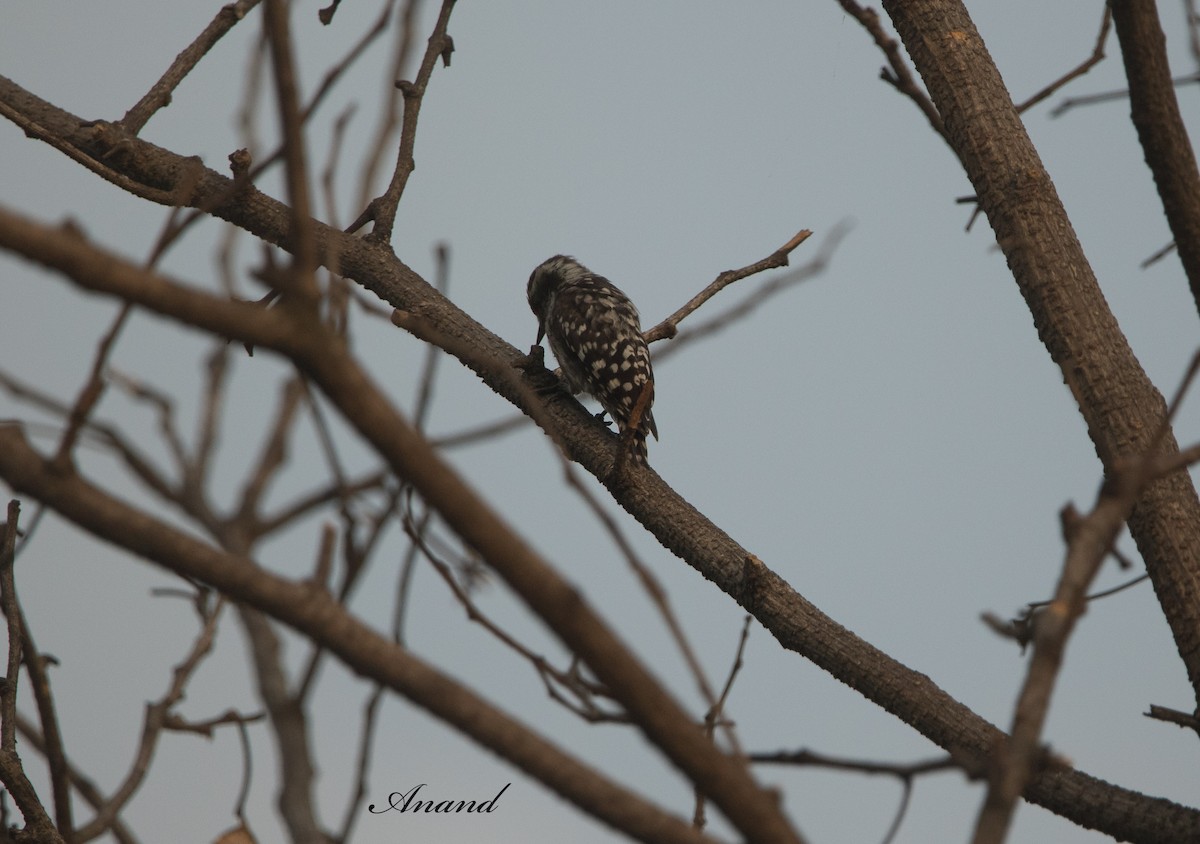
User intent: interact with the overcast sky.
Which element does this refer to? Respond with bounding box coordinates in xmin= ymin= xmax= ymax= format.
xmin=2 ymin=2 xmax=1199 ymax=843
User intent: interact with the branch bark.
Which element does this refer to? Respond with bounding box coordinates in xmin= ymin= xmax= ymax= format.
xmin=1110 ymin=0 xmax=1200 ymax=314
xmin=0 ymin=428 xmax=724 ymax=844
xmin=881 ymin=0 xmax=1200 ymax=709
xmin=2 ymin=72 xmax=1200 ymax=842
xmin=0 ymin=206 xmax=805 ymax=844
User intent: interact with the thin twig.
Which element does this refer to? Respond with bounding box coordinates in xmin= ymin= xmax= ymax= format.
xmin=321 ymin=104 xmax=358 ymax=231
xmin=159 ymin=1 xmax=400 ymax=253
xmin=235 ymin=377 xmax=306 ymax=529
xmin=256 ymin=470 xmax=388 ymax=539
xmin=694 ymin=616 xmax=753 ymax=830
xmin=643 ymin=229 xmax=812 ymax=344
xmin=0 ymin=501 xmax=22 ymax=755
xmin=192 ymin=343 xmax=232 ymax=498
xmin=1051 ymin=71 xmax=1200 ymax=117
xmin=15 ymin=713 xmax=141 ymax=844
xmin=12 ymin=560 xmax=73 ymax=834
xmin=162 ymin=708 xmax=263 ymax=738
xmin=654 ymin=224 xmax=847 ymax=361
xmin=73 ymin=597 xmax=226 ymax=842
xmin=0 ymin=370 xmax=178 ymax=503
xmin=51 ymin=303 xmax=133 ymax=472
xmin=431 ymin=414 xmax=528 ymax=448
xmin=1015 ymin=8 xmax=1111 ymax=113
xmin=336 ymin=685 xmax=385 ymax=842
xmin=836 ymin=1 xmax=946 ymax=141
xmin=562 ymin=468 xmax=731 ymax=737
xmin=399 ymin=501 xmax=626 ymax=721
xmin=414 ymin=243 xmax=450 ymax=431
xmin=351 ymin=0 xmax=458 ymax=242
xmin=0 ymin=102 xmax=177 ymax=205
xmin=305 ymin=1 xmax=396 ymax=126
xmin=753 ymin=750 xmax=960 ymax=844
xmin=120 ymin=0 xmax=263 ymax=134
xmin=106 ymin=368 xmax=190 ymax=474
xmin=263 ymin=0 xmax=318 ymax=289
xmin=0 ymin=595 xmax=63 ymax=844
xmin=233 ymin=717 xmax=254 ymax=826
xmin=1145 ymin=704 xmax=1200 ymax=734
xmin=970 ymin=350 xmax=1200 ymax=844
xmin=356 ymin=0 xmax=423 ymax=216
xmin=1140 ymin=240 xmax=1177 ymax=269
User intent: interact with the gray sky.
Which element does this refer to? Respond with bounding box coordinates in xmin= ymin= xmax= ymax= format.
xmin=2 ymin=2 xmax=1198 ymax=842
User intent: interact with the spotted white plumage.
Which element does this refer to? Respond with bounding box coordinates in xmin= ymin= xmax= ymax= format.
xmin=527 ymin=255 xmax=658 ymax=460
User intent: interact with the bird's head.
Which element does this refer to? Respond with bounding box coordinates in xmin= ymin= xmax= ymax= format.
xmin=527 ymin=254 xmax=589 ymax=343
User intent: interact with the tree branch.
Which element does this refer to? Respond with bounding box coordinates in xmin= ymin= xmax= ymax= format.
xmin=3 ymin=75 xmax=1200 ymax=840
xmin=0 ymin=501 xmax=63 ymax=843
xmin=349 ymin=0 xmax=457 ymax=243
xmin=0 ymin=427 xmax=728 ymax=844
xmin=881 ymin=0 xmax=1200 ymax=716
xmin=1110 ymin=0 xmax=1200 ymax=316
xmin=0 ymin=207 xmax=806 ymax=844
xmin=120 ymin=0 xmax=263 ymax=135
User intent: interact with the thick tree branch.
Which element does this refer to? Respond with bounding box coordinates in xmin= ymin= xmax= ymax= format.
xmin=0 ymin=207 xmax=805 ymax=844
xmin=0 ymin=428 xmax=725 ymax=844
xmin=3 ymin=76 xmax=1200 ymax=841
xmin=881 ymin=0 xmax=1200 ymax=713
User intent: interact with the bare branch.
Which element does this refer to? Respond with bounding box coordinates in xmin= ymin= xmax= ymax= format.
xmin=350 ymin=0 xmax=458 ymax=242
xmin=1111 ymin=0 xmax=1200 ymax=317
xmin=754 ymin=749 xmax=963 ymax=844
xmin=694 ymin=616 xmax=753 ymax=831
xmin=971 ymin=433 xmax=1189 ymax=841
xmin=73 ymin=598 xmax=226 ymax=843
xmin=120 ymin=0 xmax=263 ymax=134
xmin=0 ymin=214 xmax=806 ymax=844
xmin=0 ymin=501 xmax=23 ymax=755
xmin=192 ymin=343 xmax=232 ymax=498
xmin=1015 ymin=7 xmax=1111 ymax=113
xmin=1141 ymin=240 xmax=1178 ymax=269
xmin=653 ymin=223 xmax=848 ymax=362
xmin=235 ymin=376 xmax=306 ymax=528
xmin=356 ymin=0 xmax=424 ymax=215
xmin=643 ymin=229 xmax=812 ymax=344
xmin=236 ymin=608 xmax=327 ymax=844
xmin=3 ymin=81 xmax=1200 ymax=836
xmin=1051 ymin=71 xmax=1200 ymax=117
xmin=399 ymin=500 xmax=625 ymax=722
xmin=1145 ymin=704 xmax=1200 ymax=734
xmin=0 ymin=427 xmax=726 ymax=844
xmin=106 ymin=368 xmax=190 ymax=474
xmin=51 ymin=303 xmax=132 ymax=473
xmin=263 ymin=0 xmax=318 ymax=288
xmin=835 ymin=1 xmax=947 ymax=141
xmin=0 ymin=506 xmax=71 ymax=835
xmin=0 ymin=369 xmax=179 ymax=504
xmin=15 ymin=713 xmax=140 ymax=844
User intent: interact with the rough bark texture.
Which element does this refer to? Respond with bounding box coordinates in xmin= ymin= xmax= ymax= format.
xmin=882 ymin=0 xmax=1200 ymax=706
xmin=1111 ymin=0 xmax=1200 ymax=315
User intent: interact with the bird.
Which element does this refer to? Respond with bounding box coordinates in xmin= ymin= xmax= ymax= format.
xmin=526 ymin=255 xmax=658 ymax=462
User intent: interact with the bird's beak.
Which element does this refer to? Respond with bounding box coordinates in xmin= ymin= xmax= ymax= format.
xmin=535 ymin=321 xmax=546 ymax=344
